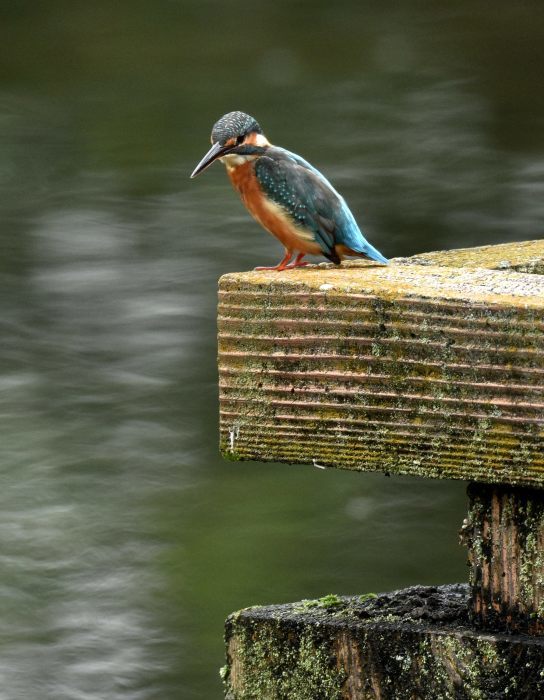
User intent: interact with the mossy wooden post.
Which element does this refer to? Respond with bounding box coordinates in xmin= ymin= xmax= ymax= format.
xmin=463 ymin=484 xmax=544 ymax=635
xmin=218 ymin=239 xmax=544 ymax=699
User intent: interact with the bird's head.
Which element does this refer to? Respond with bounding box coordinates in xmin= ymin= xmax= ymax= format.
xmin=190 ymin=111 xmax=269 ymax=178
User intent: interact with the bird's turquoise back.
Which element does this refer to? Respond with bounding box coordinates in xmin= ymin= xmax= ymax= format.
xmin=254 ymin=147 xmax=388 ymax=265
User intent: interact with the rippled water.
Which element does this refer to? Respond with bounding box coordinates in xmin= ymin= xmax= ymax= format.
xmin=1 ymin=2 xmax=543 ymax=698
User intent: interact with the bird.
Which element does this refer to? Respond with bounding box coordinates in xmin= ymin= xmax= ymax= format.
xmin=190 ymin=111 xmax=388 ymax=271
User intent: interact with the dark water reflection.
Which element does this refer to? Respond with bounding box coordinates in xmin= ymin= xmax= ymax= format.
xmin=1 ymin=2 xmax=543 ymax=698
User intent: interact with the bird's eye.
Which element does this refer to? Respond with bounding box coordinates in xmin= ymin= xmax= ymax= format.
xmin=236 ymin=134 xmax=245 ymax=145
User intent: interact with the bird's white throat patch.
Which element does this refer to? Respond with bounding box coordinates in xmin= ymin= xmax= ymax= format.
xmin=220 ymin=133 xmax=270 ymax=170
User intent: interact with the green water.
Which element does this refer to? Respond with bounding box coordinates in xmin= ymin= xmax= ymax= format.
xmin=1 ymin=2 xmax=543 ymax=698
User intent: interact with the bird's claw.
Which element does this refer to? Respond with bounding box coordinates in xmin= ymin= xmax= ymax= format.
xmin=254 ymin=253 xmax=309 ymax=271
xmin=284 ymin=261 xmax=310 ymax=269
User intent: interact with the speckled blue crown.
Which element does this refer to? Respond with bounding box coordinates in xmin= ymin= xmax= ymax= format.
xmin=211 ymin=111 xmax=262 ymax=143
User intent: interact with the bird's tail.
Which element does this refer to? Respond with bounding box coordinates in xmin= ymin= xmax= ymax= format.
xmin=360 ymin=241 xmax=389 ymax=265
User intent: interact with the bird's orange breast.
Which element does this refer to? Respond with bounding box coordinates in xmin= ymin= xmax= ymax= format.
xmin=226 ymin=162 xmax=321 ymax=255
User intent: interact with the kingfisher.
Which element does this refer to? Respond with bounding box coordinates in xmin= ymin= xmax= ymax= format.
xmin=190 ymin=111 xmax=388 ymax=270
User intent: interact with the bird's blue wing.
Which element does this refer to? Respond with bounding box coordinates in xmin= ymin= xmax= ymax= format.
xmin=254 ymin=151 xmax=341 ymax=262
xmin=255 ymin=148 xmax=388 ymax=264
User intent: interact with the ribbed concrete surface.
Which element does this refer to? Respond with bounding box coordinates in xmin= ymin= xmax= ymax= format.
xmin=218 ymin=243 xmax=544 ymax=486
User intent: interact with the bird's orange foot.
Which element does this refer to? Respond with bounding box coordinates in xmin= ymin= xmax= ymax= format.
xmin=282 ymin=252 xmax=309 ymax=270
xmin=284 ymin=260 xmax=310 ymax=269
xmin=254 ymin=261 xmax=309 ymax=271
xmin=254 ymin=251 xmax=294 ymax=271
xmin=254 ymin=260 xmax=310 ymax=271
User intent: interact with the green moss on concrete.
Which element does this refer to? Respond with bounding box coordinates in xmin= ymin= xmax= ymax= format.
xmin=413 ymin=635 xmax=521 ymax=700
xmin=225 ymin=613 xmax=346 ymax=699
xmin=294 ymin=594 xmax=344 ymax=613
xmin=221 ymin=448 xmax=244 ymax=462
xmin=518 ymin=500 xmax=544 ymax=619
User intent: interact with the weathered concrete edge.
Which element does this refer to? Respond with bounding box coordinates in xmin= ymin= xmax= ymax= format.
xmin=219 ymin=263 xmax=544 ymax=310
xmin=395 ymin=238 xmax=544 ymax=273
xmin=219 ymin=237 xmax=544 ymax=307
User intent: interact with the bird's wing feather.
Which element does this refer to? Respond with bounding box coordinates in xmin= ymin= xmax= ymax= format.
xmin=254 ymin=150 xmax=343 ymax=262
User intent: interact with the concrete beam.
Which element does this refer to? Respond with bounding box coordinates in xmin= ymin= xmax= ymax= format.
xmin=218 ymin=240 xmax=544 ymax=486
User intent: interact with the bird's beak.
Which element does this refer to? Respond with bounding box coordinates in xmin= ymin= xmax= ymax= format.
xmin=190 ymin=141 xmax=231 ymax=178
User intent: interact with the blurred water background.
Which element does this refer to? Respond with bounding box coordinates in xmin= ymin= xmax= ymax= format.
xmin=1 ymin=2 xmax=543 ymax=698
